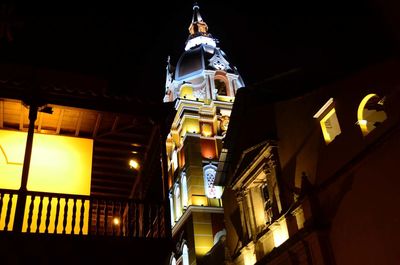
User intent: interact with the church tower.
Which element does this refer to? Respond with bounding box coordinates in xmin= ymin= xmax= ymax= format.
xmin=164 ymin=3 xmax=244 ymax=264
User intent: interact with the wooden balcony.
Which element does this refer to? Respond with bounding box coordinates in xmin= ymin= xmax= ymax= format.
xmin=0 ymin=188 xmax=171 ymax=264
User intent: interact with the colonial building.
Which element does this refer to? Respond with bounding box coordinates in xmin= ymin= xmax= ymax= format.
xmin=0 ymin=65 xmax=172 ymax=264
xmin=163 ymin=4 xmax=244 ymax=264
xmin=216 ymin=58 xmax=400 ymax=264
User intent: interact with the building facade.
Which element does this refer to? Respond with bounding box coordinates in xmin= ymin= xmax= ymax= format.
xmin=0 ymin=66 xmax=171 ymax=264
xmin=164 ymin=4 xmax=244 ymax=264
xmin=217 ymin=58 xmax=400 ymax=265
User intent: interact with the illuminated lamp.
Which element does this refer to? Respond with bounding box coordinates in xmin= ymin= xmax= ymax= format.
xmin=129 ymin=159 xmax=139 ymax=169
xmin=113 ymin=217 xmax=120 ymax=225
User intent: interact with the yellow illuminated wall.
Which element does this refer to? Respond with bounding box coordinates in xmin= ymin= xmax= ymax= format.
xmin=0 ymin=129 xmax=93 ymax=194
xmin=193 ymin=212 xmax=214 ymax=256
xmin=181 ymin=117 xmax=200 ymax=137
xmin=0 ymin=129 xmax=93 ymax=233
xmin=180 ymin=85 xmax=195 ymax=100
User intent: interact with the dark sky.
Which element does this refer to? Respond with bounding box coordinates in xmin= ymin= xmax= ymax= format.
xmin=0 ymin=1 xmax=396 ymax=101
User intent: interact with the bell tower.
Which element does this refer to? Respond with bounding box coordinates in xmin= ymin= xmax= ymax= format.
xmin=164 ymin=3 xmax=244 ymax=264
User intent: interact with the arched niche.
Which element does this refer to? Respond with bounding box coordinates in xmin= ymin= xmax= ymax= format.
xmin=214 ymin=72 xmax=230 ymax=97
xmin=203 ymin=164 xmax=222 ymax=198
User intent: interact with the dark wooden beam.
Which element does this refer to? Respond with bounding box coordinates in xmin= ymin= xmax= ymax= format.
xmin=92 ymin=113 xmax=102 ymax=138
xmin=129 ymin=125 xmax=158 ymax=199
xmin=0 ymin=100 xmax=3 ymax=128
xmin=19 ymin=103 xmax=24 ymax=131
xmin=55 ymin=109 xmax=64 ymax=134
xmin=111 ymin=116 xmax=119 ymax=132
xmin=75 ymin=111 xmax=83 ymax=136
xmin=94 ymin=138 xmax=145 ymax=148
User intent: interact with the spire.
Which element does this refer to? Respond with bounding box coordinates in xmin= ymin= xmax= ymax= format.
xmin=188 ymin=2 xmax=209 ymax=38
xmin=191 ymin=2 xmax=203 ymax=23
xmin=185 ymin=3 xmax=216 ymax=50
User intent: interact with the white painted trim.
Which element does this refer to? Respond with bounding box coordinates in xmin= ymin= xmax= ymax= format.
xmin=313 ymin=98 xmax=334 ymax=118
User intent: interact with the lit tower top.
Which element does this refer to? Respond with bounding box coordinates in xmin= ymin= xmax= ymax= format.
xmin=164 ymin=3 xmax=244 ymax=103
xmin=185 ymin=3 xmax=216 ymax=50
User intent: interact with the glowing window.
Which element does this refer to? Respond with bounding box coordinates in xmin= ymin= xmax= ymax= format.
xmin=357 ymin=94 xmax=387 ymax=136
xmin=181 ymin=172 xmax=188 ymax=208
xmin=215 ymin=79 xmax=227 ymax=96
xmin=171 ymin=149 xmax=178 ymax=172
xmin=182 ymin=244 xmax=189 ymax=265
xmin=169 ymin=193 xmax=175 ymax=227
xmin=313 ymin=98 xmax=341 ymax=144
xmin=203 ymin=164 xmax=222 ymax=198
xmin=174 ymin=184 xmax=182 ymax=221
xmin=170 ymin=255 xmax=177 ymax=265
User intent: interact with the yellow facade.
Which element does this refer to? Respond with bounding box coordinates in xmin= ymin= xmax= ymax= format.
xmin=0 ymin=129 xmax=93 ymax=233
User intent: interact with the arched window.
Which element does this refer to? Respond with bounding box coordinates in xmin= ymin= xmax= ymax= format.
xmin=181 ymin=172 xmax=188 ymax=208
xmin=171 ymin=149 xmax=178 ymax=172
xmin=174 ymin=184 xmax=182 ymax=221
xmin=357 ymin=94 xmax=387 ymax=136
xmin=182 ymin=244 xmax=189 ymax=265
xmin=169 ymin=192 xmax=175 ymax=227
xmin=214 ymin=79 xmax=227 ymax=96
xmin=203 ymin=164 xmax=222 ymax=198
xmin=313 ymin=98 xmax=341 ymax=144
xmin=169 ymin=254 xmax=177 ymax=265
xmin=213 ymin=229 xmax=227 ymax=245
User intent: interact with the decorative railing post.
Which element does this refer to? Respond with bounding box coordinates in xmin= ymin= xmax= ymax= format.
xmin=13 ymin=104 xmax=38 ymax=232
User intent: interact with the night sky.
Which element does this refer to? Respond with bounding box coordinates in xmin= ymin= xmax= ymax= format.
xmin=0 ymin=1 xmax=396 ymax=101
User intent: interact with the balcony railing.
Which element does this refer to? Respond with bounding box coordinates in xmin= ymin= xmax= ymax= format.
xmin=0 ymin=188 xmax=166 ymax=238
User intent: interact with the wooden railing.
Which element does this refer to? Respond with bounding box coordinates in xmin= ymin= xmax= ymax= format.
xmin=0 ymin=188 xmax=165 ymax=238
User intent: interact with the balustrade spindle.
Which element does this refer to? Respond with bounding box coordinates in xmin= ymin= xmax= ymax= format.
xmin=128 ymin=202 xmax=133 ymax=237
xmin=26 ymin=195 xmax=35 ymax=233
xmin=45 ymin=197 xmax=52 ymax=234
xmin=62 ymin=198 xmax=69 ymax=234
xmin=96 ymin=200 xmax=100 ymax=235
xmin=137 ymin=204 xmax=142 ymax=237
xmin=148 ymin=204 xmax=152 ymax=238
xmin=4 ymin=194 xmax=14 ymax=232
xmin=35 ymin=196 xmax=44 ymax=233
xmin=88 ymin=199 xmax=93 ymax=235
xmin=0 ymin=193 xmax=4 ymax=221
xmin=111 ymin=201 xmax=115 ymax=236
xmin=104 ymin=200 xmax=108 ymax=235
xmin=155 ymin=205 xmax=159 ymax=238
xmin=54 ymin=197 xmax=60 ymax=233
xmin=79 ymin=199 xmax=85 ymax=235
xmin=134 ymin=203 xmax=138 ymax=237
xmin=71 ymin=198 xmax=77 ymax=235
xmin=119 ymin=201 xmax=123 ymax=236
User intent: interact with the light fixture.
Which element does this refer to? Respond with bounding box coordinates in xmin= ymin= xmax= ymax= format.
xmin=113 ymin=217 xmax=120 ymax=225
xmin=129 ymin=159 xmax=139 ymax=169
xmin=38 ymin=105 xmax=54 ymax=114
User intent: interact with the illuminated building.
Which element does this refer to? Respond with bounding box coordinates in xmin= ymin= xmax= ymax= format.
xmin=0 ymin=67 xmax=171 ymax=264
xmin=163 ymin=3 xmax=244 ymax=264
xmin=216 ymin=59 xmax=400 ymax=264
